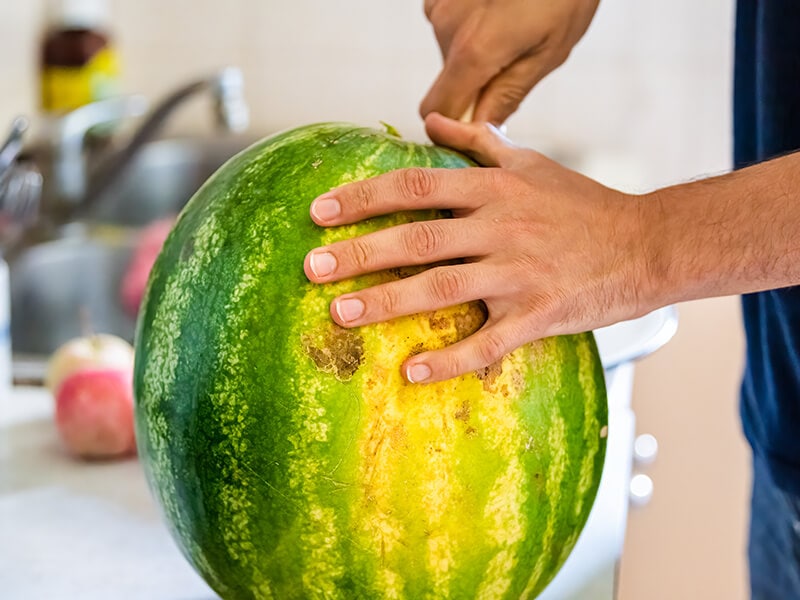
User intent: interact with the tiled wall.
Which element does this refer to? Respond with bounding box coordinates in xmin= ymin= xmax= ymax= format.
xmin=1 ymin=0 xmax=734 ymax=189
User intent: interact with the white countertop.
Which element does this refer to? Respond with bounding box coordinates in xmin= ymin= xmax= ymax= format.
xmin=0 ymin=362 xmax=635 ymax=600
xmin=0 ymin=386 xmax=216 ymax=600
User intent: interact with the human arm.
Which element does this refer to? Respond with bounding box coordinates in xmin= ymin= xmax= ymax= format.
xmin=304 ymin=113 xmax=800 ymax=383
xmin=642 ymin=153 xmax=800 ymax=307
xmin=421 ymin=0 xmax=600 ymax=124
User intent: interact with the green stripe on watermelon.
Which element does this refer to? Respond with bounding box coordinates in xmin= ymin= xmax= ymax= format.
xmin=134 ymin=122 xmax=608 ymax=600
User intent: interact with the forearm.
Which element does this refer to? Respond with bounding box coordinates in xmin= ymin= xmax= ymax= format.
xmin=644 ymin=151 xmax=800 ymax=306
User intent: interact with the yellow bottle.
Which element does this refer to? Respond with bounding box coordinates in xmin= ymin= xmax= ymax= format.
xmin=40 ymin=0 xmax=120 ymax=114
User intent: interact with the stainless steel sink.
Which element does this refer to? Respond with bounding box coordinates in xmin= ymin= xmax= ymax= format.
xmin=10 ymin=136 xmax=253 ymax=376
xmin=86 ymin=136 xmax=251 ymax=226
xmin=10 ymin=232 xmax=137 ymax=355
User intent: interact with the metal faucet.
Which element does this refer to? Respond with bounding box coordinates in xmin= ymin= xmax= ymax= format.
xmin=1 ymin=117 xmax=42 ymax=251
xmin=47 ymin=66 xmax=249 ymax=218
xmin=52 ymin=95 xmax=149 ymax=204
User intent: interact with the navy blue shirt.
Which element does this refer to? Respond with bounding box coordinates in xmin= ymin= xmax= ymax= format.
xmin=734 ymin=0 xmax=800 ymax=493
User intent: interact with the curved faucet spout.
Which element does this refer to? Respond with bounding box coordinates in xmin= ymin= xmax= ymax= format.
xmin=82 ymin=67 xmax=249 ymax=213
xmin=53 ymin=95 xmax=149 ymax=204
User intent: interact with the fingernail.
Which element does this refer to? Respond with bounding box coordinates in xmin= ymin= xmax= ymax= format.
xmin=335 ymin=297 xmax=365 ymax=323
xmin=309 ymin=251 xmax=337 ymax=278
xmin=406 ymin=363 xmax=432 ymax=383
xmin=311 ymin=197 xmax=341 ymax=222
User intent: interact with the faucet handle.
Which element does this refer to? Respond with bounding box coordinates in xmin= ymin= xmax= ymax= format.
xmin=54 ymin=95 xmax=149 ymax=203
xmin=0 ymin=117 xmax=42 ymax=252
xmin=0 ymin=117 xmax=29 ymax=179
xmin=213 ymin=67 xmax=249 ymax=133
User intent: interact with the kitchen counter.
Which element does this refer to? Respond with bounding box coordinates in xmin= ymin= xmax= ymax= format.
xmin=0 ymin=386 xmax=216 ymax=599
xmin=0 ymin=363 xmax=635 ymax=600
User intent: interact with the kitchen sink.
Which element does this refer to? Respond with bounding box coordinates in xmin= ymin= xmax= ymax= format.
xmin=10 ymin=136 xmax=253 ymax=374
xmin=86 ymin=136 xmax=252 ymax=226
xmin=10 ymin=233 xmax=137 ymax=356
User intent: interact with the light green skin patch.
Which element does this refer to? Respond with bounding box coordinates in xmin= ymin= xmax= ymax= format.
xmin=134 ymin=123 xmax=608 ymax=600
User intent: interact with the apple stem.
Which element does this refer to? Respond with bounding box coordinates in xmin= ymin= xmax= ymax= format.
xmin=78 ymin=306 xmax=95 ymax=340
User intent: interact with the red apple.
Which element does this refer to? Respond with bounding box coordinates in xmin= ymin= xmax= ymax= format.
xmin=46 ymin=334 xmax=134 ymax=394
xmin=121 ymin=217 xmax=175 ymax=316
xmin=55 ymin=368 xmax=136 ymax=459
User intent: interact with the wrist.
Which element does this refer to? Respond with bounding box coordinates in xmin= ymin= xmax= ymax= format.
xmin=636 ymin=167 xmax=776 ymax=307
xmin=611 ymin=151 xmax=800 ymax=318
xmin=594 ymin=190 xmax=668 ymax=324
xmin=632 ymin=188 xmax=681 ymax=312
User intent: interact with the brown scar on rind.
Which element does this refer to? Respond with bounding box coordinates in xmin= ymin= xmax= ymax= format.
xmin=476 ymin=360 xmax=503 ymax=391
xmin=301 ymin=325 xmax=365 ymax=381
xmin=453 ymin=302 xmax=487 ymax=339
xmin=428 ymin=314 xmax=450 ymax=331
xmin=454 ymin=400 xmax=470 ymax=423
xmin=408 ymin=342 xmax=427 ymax=356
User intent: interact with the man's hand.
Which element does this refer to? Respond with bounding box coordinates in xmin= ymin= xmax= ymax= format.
xmin=304 ymin=114 xmax=651 ymax=383
xmin=421 ymin=0 xmax=600 ymax=125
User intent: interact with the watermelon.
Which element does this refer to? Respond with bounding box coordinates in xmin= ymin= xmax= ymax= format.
xmin=133 ymin=123 xmax=608 ymax=599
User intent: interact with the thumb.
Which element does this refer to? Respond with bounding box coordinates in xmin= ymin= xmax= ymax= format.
xmin=424 ymin=112 xmax=518 ymax=168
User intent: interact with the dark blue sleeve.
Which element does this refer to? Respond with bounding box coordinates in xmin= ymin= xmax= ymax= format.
xmin=735 ymin=0 xmax=800 ymax=494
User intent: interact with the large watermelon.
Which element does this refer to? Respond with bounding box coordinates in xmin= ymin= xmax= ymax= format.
xmin=133 ymin=123 xmax=608 ymax=600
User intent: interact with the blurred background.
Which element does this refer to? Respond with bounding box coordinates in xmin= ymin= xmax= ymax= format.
xmin=0 ymin=0 xmax=748 ymax=598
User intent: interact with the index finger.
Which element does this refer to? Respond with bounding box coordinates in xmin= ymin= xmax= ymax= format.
xmin=420 ymin=17 xmax=519 ymax=122
xmin=309 ymin=167 xmax=494 ymax=226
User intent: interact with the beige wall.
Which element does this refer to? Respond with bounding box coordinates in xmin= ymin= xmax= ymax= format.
xmin=1 ymin=0 xmax=733 ymax=185
xmin=0 ymin=0 xmax=749 ymax=597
